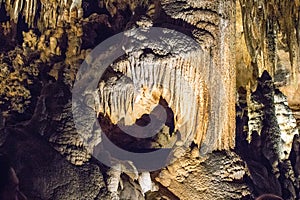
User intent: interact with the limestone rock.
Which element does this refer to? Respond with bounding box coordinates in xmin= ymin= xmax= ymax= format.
xmin=0 ymin=47 xmax=40 ymax=114
xmin=155 ymin=151 xmax=250 ymax=199
xmin=0 ymin=0 xmax=299 ymax=199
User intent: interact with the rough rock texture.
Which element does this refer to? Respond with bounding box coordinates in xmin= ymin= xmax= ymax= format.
xmin=0 ymin=0 xmax=299 ymax=200
xmin=155 ymin=151 xmax=250 ymax=199
xmin=0 ymin=125 xmax=106 ymax=200
xmin=235 ymin=1 xmax=300 ymax=199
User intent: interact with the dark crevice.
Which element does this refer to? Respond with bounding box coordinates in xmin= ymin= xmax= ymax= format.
xmin=195 ymin=20 xmax=218 ymax=28
xmin=82 ymin=0 xmax=110 ymax=17
xmin=179 ymin=7 xmax=220 ymax=17
xmin=98 ymin=97 xmax=176 ymax=153
xmin=0 ymin=2 xmax=9 ymax=22
xmin=16 ymin=15 xmax=29 ymax=45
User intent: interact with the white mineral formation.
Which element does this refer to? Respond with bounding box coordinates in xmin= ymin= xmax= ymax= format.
xmin=3 ymin=0 xmax=40 ymax=26
xmin=70 ymin=26 xmax=231 ymax=158
xmin=97 ymin=46 xmax=212 ymax=150
xmin=138 ymin=172 xmax=155 ymax=195
xmin=274 ymin=92 xmax=299 ymax=161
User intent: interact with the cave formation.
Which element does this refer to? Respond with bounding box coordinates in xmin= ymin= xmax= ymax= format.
xmin=0 ymin=0 xmax=299 ymax=199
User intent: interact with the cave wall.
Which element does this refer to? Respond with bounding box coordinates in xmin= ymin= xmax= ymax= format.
xmin=236 ymin=0 xmax=300 ymax=199
xmin=0 ymin=0 xmax=299 ymax=200
xmin=236 ymin=0 xmax=300 ymax=125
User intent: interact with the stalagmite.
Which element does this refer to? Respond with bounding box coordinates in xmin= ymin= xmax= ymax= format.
xmin=138 ymin=172 xmax=154 ymax=195
xmin=274 ymin=91 xmax=299 ymax=161
xmin=107 ymin=164 xmax=123 ymax=194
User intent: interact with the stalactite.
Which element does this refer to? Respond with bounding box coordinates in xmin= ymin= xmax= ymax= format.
xmin=12 ymin=0 xmax=24 ymax=23
xmin=239 ymin=0 xmax=300 ymax=104
xmin=1 ymin=0 xmax=85 ymax=28
xmin=97 ymin=52 xmax=210 ymax=150
xmin=70 ymin=0 xmax=82 ymax=11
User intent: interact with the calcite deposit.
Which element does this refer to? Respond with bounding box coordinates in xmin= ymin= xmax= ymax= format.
xmin=0 ymin=0 xmax=299 ymax=199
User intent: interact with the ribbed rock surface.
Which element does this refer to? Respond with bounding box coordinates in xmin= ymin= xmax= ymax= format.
xmin=236 ymin=0 xmax=300 ymax=130
xmin=161 ymin=0 xmax=236 ymax=150
xmin=97 ymin=39 xmax=210 ymax=151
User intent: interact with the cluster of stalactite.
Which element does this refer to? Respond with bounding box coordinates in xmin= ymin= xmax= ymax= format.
xmin=239 ymin=0 xmax=300 ymax=80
